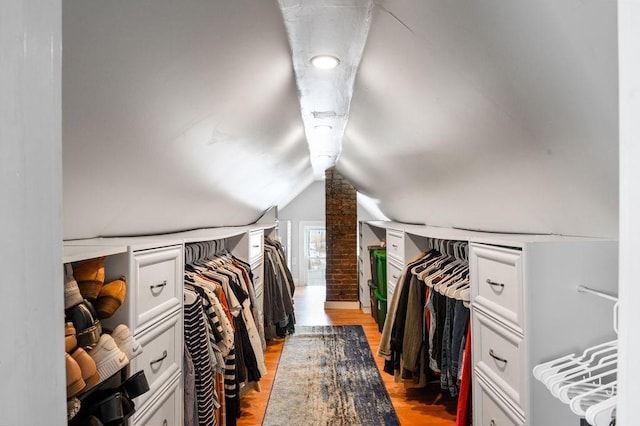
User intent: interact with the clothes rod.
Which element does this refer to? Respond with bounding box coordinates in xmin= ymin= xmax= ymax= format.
xmin=577 ymin=285 xmax=618 ymax=302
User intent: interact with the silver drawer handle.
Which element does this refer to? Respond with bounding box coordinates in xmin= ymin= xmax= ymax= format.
xmin=252 ymin=244 xmax=260 ymax=248
xmin=392 ymin=275 xmax=398 ymax=279
xmin=150 ymin=280 xmax=167 ymax=291
xmin=489 ymin=348 xmax=508 ymax=364
xmin=150 ymin=350 xmax=168 ymax=367
xmin=392 ymin=244 xmax=398 ymax=248
xmin=490 ymin=419 xmax=496 ymax=426
xmin=486 ymin=279 xmax=505 ymax=288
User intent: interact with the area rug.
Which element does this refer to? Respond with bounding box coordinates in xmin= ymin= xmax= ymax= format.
xmin=262 ymin=325 xmax=400 ymax=426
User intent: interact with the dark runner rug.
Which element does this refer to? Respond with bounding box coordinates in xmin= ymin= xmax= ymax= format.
xmin=262 ymin=325 xmax=400 ymax=426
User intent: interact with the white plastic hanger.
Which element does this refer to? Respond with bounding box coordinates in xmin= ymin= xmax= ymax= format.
xmin=548 ymin=356 xmax=617 ymax=397
xmin=568 ymin=379 xmax=616 ymax=416
xmin=556 ymin=367 xmax=616 ymax=403
xmin=535 ymin=340 xmax=617 ymax=385
xmin=585 ymin=395 xmax=616 ymax=426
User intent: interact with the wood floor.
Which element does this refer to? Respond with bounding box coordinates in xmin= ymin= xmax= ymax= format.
xmin=238 ymin=285 xmax=458 ymax=425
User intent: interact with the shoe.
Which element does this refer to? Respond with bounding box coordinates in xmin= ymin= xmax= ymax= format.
xmin=71 ymin=348 xmax=101 ymax=393
xmin=73 ymin=257 xmax=105 ymax=300
xmin=88 ymin=334 xmax=129 ymax=384
xmin=66 ymin=353 xmax=86 ymax=397
xmin=111 ymin=324 xmax=142 ymax=361
xmin=94 ymin=277 xmax=126 ymax=319
xmin=64 ymin=263 xmax=83 ymax=309
xmin=65 ymin=322 xmax=77 ymax=353
xmin=120 ymin=370 xmax=149 ymax=400
xmin=66 ymin=300 xmax=102 ymax=349
xmin=67 ymin=397 xmax=81 ymax=421
xmin=87 ymin=392 xmax=124 ymax=425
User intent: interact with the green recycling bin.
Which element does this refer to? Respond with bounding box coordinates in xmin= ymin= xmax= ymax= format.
xmin=374 ymin=288 xmax=387 ymax=332
xmin=372 ymin=249 xmax=387 ymax=296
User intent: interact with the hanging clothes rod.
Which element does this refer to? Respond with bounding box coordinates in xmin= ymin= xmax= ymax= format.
xmin=577 ymin=285 xmax=618 ymax=302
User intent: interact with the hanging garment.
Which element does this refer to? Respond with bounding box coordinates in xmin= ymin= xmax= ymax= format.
xmin=184 ymin=288 xmax=217 ymax=426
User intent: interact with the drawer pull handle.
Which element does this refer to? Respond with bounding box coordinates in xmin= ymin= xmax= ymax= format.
xmin=252 ymin=244 xmax=260 ymax=248
xmin=490 ymin=419 xmax=496 ymax=426
xmin=150 ymin=280 xmax=167 ymax=292
xmin=486 ymin=279 xmax=505 ymax=289
xmin=392 ymin=244 xmax=398 ymax=248
xmin=392 ymin=275 xmax=398 ymax=280
xmin=489 ymin=349 xmax=508 ymax=364
xmin=150 ymin=350 xmax=168 ymax=368
xmin=163 ymin=420 xmax=168 ymax=426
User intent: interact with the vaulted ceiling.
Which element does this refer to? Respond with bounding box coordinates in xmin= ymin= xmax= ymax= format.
xmin=62 ymin=0 xmax=618 ymax=240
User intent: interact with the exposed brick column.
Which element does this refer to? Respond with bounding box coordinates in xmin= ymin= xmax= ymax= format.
xmin=325 ymin=167 xmax=358 ymax=302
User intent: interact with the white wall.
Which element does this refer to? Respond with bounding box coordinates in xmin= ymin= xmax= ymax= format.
xmin=0 ymin=1 xmax=65 ymax=424
xmin=617 ymin=1 xmax=639 ymax=423
xmin=279 ymin=181 xmax=326 ymax=283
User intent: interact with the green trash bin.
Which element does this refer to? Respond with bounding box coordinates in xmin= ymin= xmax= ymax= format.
xmin=373 ymin=249 xmax=387 ymax=296
xmin=374 ymin=288 xmax=387 ymax=332
xmin=368 ymin=280 xmax=377 ymax=319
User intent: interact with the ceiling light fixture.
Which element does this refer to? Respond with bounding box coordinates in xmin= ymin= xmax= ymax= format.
xmin=316 ymin=154 xmax=333 ymax=160
xmin=310 ymin=55 xmax=340 ymax=70
xmin=314 ymin=124 xmax=333 ymax=133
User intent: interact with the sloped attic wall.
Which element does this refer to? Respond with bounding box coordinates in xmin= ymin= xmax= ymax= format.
xmin=340 ymin=0 xmax=618 ymax=238
xmin=62 ymin=0 xmax=313 ymax=239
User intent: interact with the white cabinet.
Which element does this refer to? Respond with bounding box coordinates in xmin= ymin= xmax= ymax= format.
xmin=68 ymin=238 xmax=184 ymax=426
xmin=470 ymin=241 xmax=618 ymax=425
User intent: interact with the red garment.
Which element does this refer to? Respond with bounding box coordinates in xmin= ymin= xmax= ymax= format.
xmin=456 ymin=323 xmax=472 ymax=426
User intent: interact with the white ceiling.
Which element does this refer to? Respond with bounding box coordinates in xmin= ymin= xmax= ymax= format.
xmin=62 ymin=0 xmax=618 ymax=239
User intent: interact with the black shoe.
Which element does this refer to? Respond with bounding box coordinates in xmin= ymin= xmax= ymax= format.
xmin=120 ymin=370 xmax=149 ymax=400
xmin=66 ymin=300 xmax=102 ymax=349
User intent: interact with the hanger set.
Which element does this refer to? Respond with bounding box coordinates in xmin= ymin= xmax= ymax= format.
xmin=533 ymin=289 xmax=619 ymax=426
xmin=410 ymin=238 xmax=470 ymax=302
xmin=184 ymin=239 xmax=230 ymax=265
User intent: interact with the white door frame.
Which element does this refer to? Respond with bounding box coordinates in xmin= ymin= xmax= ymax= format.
xmin=298 ymin=221 xmax=326 ymax=286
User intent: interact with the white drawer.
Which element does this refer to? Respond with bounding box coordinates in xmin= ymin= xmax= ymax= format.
xmin=132 ymin=312 xmax=182 ymax=409
xmin=473 ymin=308 xmax=525 ymax=411
xmin=386 ymin=229 xmax=404 ymax=262
xmin=132 ymin=372 xmax=182 ymax=426
xmin=387 ymin=260 xmax=403 ymax=302
xmin=470 ymin=244 xmax=523 ymax=333
xmin=475 ymin=372 xmax=525 ymax=426
xmin=248 ymin=230 xmax=263 ymax=262
xmin=134 ymin=246 xmax=182 ymax=330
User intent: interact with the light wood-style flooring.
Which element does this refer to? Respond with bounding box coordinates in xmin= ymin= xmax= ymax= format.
xmin=238 ymin=285 xmax=458 ymax=425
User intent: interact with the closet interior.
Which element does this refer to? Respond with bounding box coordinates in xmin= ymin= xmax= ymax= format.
xmin=62 ymin=211 xmax=295 ymax=426
xmin=359 ymin=221 xmax=619 ymax=426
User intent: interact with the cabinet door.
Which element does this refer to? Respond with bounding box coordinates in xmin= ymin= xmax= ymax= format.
xmin=132 ymin=373 xmax=182 ymax=426
xmin=134 ymin=246 xmax=183 ymax=331
xmin=470 ymin=243 xmax=524 ymax=334
xmin=474 ymin=372 xmax=525 ymax=426
xmin=131 ymin=311 xmax=182 ymax=409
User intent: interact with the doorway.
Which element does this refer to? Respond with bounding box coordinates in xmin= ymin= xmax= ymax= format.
xmin=299 ymin=221 xmax=326 ymax=286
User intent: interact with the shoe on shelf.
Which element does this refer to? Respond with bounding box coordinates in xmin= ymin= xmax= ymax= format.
xmin=66 ymin=300 xmax=102 ymax=349
xmin=87 ymin=392 xmax=124 ymax=425
xmin=119 ymin=370 xmax=149 ymax=400
xmin=73 ymin=257 xmax=105 ymax=300
xmin=67 ymin=397 xmax=81 ymax=421
xmin=111 ymin=324 xmax=142 ymax=361
xmin=94 ymin=277 xmax=126 ymax=319
xmin=66 ymin=353 xmax=86 ymax=398
xmin=88 ymin=334 xmax=129 ymax=384
xmin=64 ymin=263 xmax=83 ymax=309
xmin=71 ymin=347 xmax=101 ymax=393
xmin=65 ymin=322 xmax=77 ymax=353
